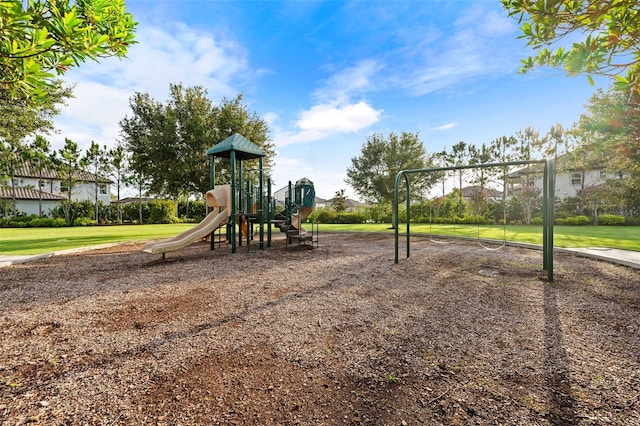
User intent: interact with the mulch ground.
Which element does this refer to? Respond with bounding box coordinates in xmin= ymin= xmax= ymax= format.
xmin=0 ymin=233 xmax=639 ymax=425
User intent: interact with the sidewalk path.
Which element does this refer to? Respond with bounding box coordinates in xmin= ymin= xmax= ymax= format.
xmin=0 ymin=243 xmax=127 ymax=268
xmin=557 ymin=247 xmax=640 ymax=270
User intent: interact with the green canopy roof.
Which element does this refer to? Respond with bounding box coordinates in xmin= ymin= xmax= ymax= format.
xmin=206 ymin=133 xmax=266 ymax=160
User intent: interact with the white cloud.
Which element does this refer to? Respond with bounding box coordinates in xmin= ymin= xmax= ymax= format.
xmin=391 ymin=6 xmax=520 ymax=96
xmin=271 ymin=101 xmax=382 ymax=148
xmin=315 ymin=60 xmax=382 ymax=103
xmin=433 ymin=122 xmax=458 ymax=131
xmin=297 ymin=102 xmax=381 ymax=133
xmin=51 ymin=16 xmax=252 ymax=152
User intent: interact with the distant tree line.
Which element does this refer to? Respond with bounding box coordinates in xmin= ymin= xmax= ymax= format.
xmin=345 ymin=88 xmax=640 ymax=223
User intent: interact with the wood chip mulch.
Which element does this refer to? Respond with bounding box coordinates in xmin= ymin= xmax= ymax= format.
xmin=1 ymin=233 xmax=638 ymax=425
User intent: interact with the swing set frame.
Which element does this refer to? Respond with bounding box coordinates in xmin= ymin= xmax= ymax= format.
xmin=394 ymin=159 xmax=555 ymax=281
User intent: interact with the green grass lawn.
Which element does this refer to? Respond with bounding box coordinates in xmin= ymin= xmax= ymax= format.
xmin=1 ymin=223 xmax=638 ymax=255
xmin=319 ymin=223 xmax=640 ymax=251
xmin=0 ymin=224 xmax=196 ymax=255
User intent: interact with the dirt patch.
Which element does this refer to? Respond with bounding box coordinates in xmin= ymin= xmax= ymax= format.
xmin=0 ymin=233 xmax=638 ymax=425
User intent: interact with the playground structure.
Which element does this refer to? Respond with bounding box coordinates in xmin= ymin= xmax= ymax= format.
xmin=143 ymin=133 xmax=317 ymax=257
xmin=393 ymin=159 xmax=555 ymax=281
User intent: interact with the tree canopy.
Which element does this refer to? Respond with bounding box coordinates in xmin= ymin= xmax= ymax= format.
xmin=346 ymin=132 xmax=433 ymax=205
xmin=502 ymin=0 xmax=640 ymax=93
xmin=120 ymin=86 xmax=274 ymax=199
xmin=0 ymin=0 xmax=137 ymax=106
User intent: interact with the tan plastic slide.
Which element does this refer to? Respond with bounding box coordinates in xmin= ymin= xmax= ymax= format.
xmin=292 ymin=206 xmax=313 ymax=232
xmin=142 ymin=185 xmax=231 ymax=255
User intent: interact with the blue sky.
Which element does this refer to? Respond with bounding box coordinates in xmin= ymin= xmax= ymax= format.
xmin=51 ymin=0 xmax=607 ymax=200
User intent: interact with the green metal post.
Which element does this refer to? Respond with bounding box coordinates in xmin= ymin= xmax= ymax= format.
xmin=267 ymin=178 xmax=272 ymax=248
xmin=543 ymin=162 xmax=548 ymax=271
xmin=209 ymin=155 xmax=215 ymax=190
xmin=259 ymin=158 xmax=264 ymax=250
xmin=238 ymin=159 xmax=243 ymax=248
xmin=209 ymin=155 xmax=215 ymax=251
xmin=405 ymin=173 xmax=410 ymax=259
xmin=393 ymin=172 xmax=402 ymax=263
xmin=230 ymin=150 xmax=236 ymax=254
xmin=547 ymin=159 xmax=555 ymax=281
xmin=287 ymin=181 xmax=293 ymax=223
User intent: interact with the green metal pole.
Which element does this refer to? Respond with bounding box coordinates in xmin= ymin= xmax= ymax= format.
xmin=259 ymin=158 xmax=264 ymax=250
xmin=209 ymin=155 xmax=216 ymax=251
xmin=209 ymin=155 xmax=215 ymax=190
xmin=547 ymin=159 xmax=555 ymax=281
xmin=287 ymin=181 xmax=293 ymax=224
xmin=394 ymin=172 xmax=401 ymax=263
xmin=405 ymin=173 xmax=410 ymax=259
xmin=543 ymin=162 xmax=548 ymax=271
xmin=267 ymin=177 xmax=272 ymax=248
xmin=230 ymin=150 xmax=236 ymax=254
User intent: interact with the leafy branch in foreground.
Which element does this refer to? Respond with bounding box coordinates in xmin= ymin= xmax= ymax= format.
xmin=502 ymin=0 xmax=640 ymax=93
xmin=0 ymin=0 xmax=137 ymax=106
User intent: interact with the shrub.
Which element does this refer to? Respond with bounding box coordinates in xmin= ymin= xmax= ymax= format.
xmin=313 ymin=209 xmax=337 ymax=224
xmin=555 ymin=216 xmax=591 ymax=226
xmin=73 ymin=217 xmax=97 ymax=226
xmin=625 ymin=217 xmax=640 ymax=226
xmin=8 ymin=221 xmax=27 ymax=228
xmin=530 ymin=217 xmax=543 ymax=225
xmin=27 ymin=218 xmax=54 ymax=227
xmin=564 ymin=215 xmax=591 ymax=226
xmin=457 ymin=215 xmax=487 ymax=225
xmin=598 ymin=214 xmax=625 ymax=225
xmin=338 ymin=212 xmax=366 ymax=224
xmin=149 ymin=199 xmax=178 ymax=224
xmin=52 ymin=218 xmax=67 ymax=227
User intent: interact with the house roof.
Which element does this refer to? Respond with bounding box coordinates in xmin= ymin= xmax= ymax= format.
xmin=461 ymin=185 xmax=503 ymax=198
xmin=206 ymin=133 xmax=266 ymax=160
xmin=115 ymin=197 xmax=154 ymax=204
xmin=326 ymin=197 xmax=366 ymax=208
xmin=10 ymin=162 xmax=111 ymax=183
xmin=0 ymin=187 xmax=65 ymax=201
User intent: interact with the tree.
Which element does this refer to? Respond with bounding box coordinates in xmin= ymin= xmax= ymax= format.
xmin=346 ymin=132 xmax=433 ymax=205
xmin=0 ymin=81 xmax=72 ymax=141
xmin=332 ymin=189 xmax=347 ymax=214
xmin=121 ymin=87 xmax=274 ymax=199
xmin=513 ymin=127 xmax=541 ymax=224
xmin=0 ymin=0 xmax=137 ymax=106
xmin=502 ymin=0 xmax=640 ymax=93
xmin=27 ymin=134 xmax=54 ymax=216
xmin=82 ymin=140 xmax=108 ymax=222
xmin=108 ymin=143 xmax=128 ymax=222
xmin=55 ymin=137 xmax=84 ymax=224
xmin=449 ymin=141 xmax=471 ymax=213
xmin=574 ymin=88 xmax=640 ymax=216
xmin=0 ymin=138 xmax=27 ymax=216
xmin=210 ymin=94 xmax=275 ymax=186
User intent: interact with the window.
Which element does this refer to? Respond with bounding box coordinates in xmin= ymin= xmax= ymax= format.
xmin=60 ymin=183 xmax=69 ymax=193
xmin=599 ymin=170 xmax=607 ymax=179
xmin=571 ymin=172 xmax=582 ymax=186
xmin=39 ymin=180 xmax=46 ymax=189
xmin=99 ymin=184 xmax=107 ymax=195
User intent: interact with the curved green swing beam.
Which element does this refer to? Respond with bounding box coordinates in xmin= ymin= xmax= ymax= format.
xmin=393 ymin=159 xmax=555 ymax=281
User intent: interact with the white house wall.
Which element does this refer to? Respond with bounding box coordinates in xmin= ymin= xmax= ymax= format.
xmin=14 ymin=200 xmax=63 ymax=217
xmin=12 ymin=176 xmax=111 ymax=204
xmin=532 ymin=170 xmax=607 ymax=199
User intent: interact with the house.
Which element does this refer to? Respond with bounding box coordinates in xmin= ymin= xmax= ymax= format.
xmin=324 ymin=197 xmax=367 ymax=212
xmin=0 ymin=162 xmax=111 ymax=217
xmin=460 ymin=185 xmax=503 ymax=202
xmin=314 ymin=196 xmax=329 ymax=209
xmin=507 ymin=160 xmax=611 ymax=200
